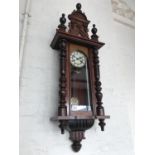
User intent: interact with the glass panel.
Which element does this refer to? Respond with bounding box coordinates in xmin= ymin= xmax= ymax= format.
xmin=70 ymin=51 xmax=92 ymax=112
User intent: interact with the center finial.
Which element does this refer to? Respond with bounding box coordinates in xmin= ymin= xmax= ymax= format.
xmin=76 ymin=3 xmax=82 ymax=10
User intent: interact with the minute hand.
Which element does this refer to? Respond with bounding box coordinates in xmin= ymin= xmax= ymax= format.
xmin=76 ymin=57 xmax=82 ymax=60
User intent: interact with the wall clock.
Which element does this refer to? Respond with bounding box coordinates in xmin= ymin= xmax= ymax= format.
xmin=50 ymin=3 xmax=110 ymax=152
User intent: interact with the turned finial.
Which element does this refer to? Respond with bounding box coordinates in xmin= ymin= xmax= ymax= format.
xmin=60 ymin=14 xmax=66 ymax=25
xmin=91 ymin=24 xmax=99 ymax=41
xmin=58 ymin=13 xmax=67 ymax=31
xmin=91 ymin=24 xmax=97 ymax=35
xmin=76 ymin=3 xmax=82 ymax=11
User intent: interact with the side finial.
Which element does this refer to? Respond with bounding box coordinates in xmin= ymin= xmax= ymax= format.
xmin=91 ymin=24 xmax=99 ymax=41
xmin=58 ymin=13 xmax=67 ymax=31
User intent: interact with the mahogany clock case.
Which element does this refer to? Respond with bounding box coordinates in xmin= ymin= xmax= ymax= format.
xmin=50 ymin=3 xmax=110 ymax=152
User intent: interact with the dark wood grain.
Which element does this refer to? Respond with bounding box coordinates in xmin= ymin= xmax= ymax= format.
xmin=58 ymin=39 xmax=67 ymax=134
xmin=68 ymin=3 xmax=90 ymax=38
xmin=93 ymin=48 xmax=106 ymax=131
xmin=50 ymin=3 xmax=109 ymax=152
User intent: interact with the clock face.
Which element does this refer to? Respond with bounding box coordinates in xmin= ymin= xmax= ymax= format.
xmin=70 ymin=51 xmax=86 ymax=68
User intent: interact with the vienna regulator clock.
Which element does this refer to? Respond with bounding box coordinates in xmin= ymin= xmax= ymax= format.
xmin=50 ymin=3 xmax=110 ymax=152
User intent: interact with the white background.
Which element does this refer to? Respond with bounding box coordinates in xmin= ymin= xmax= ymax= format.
xmin=19 ymin=0 xmax=134 ymax=154
xmin=0 ymin=0 xmax=155 ymax=155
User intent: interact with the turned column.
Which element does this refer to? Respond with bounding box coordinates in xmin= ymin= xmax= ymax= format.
xmin=93 ymin=48 xmax=106 ymax=131
xmin=58 ymin=39 xmax=67 ymax=134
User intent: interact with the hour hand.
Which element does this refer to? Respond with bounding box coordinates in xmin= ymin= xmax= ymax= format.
xmin=77 ymin=56 xmax=83 ymax=60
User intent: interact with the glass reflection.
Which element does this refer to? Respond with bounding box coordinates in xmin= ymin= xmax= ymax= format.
xmin=70 ymin=52 xmax=92 ymax=112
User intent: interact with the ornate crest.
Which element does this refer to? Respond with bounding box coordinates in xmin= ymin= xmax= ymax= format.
xmin=68 ymin=3 xmax=90 ymax=38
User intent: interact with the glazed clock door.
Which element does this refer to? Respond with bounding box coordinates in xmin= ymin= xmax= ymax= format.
xmin=69 ymin=44 xmax=93 ymax=116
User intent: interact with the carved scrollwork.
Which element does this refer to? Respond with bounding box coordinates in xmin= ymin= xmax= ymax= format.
xmin=68 ymin=3 xmax=90 ymax=38
xmin=69 ymin=119 xmax=94 ymax=152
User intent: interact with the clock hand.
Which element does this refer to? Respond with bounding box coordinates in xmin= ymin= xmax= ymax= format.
xmin=76 ymin=56 xmax=82 ymax=60
xmin=73 ymin=55 xmax=77 ymax=58
xmin=72 ymin=55 xmax=77 ymax=60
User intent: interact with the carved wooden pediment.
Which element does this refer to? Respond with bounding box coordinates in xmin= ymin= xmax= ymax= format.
xmin=68 ymin=3 xmax=90 ymax=38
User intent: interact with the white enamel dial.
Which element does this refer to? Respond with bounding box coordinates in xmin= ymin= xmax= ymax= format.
xmin=70 ymin=51 xmax=86 ymax=68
